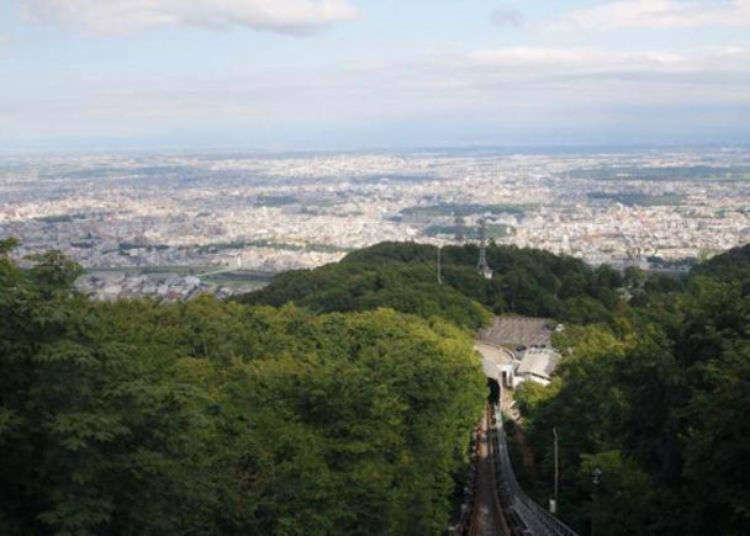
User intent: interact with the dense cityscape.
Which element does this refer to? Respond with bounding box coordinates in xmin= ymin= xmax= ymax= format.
xmin=1 ymin=147 xmax=748 ymax=299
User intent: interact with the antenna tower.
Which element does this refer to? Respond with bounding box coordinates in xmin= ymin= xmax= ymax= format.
xmin=454 ymin=212 xmax=465 ymax=243
xmin=477 ymin=218 xmax=493 ymax=279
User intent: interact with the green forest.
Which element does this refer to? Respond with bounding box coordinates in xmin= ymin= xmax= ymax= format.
xmin=242 ymin=240 xmax=750 ymax=535
xmin=240 ymin=241 xmax=647 ymax=326
xmin=2 ymin=236 xmax=749 ymax=534
xmin=0 ymin=239 xmax=484 ymax=535
xmin=513 ymin=246 xmax=750 ymax=535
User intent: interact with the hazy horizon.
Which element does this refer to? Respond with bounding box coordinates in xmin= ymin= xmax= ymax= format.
xmin=3 ymin=141 xmax=750 ymax=159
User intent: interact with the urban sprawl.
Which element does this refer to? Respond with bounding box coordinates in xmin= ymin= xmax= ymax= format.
xmin=2 ymin=148 xmax=749 ymax=300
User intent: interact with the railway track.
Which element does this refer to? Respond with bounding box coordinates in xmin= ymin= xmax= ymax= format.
xmin=455 ymin=402 xmax=580 ymax=536
xmin=463 ymin=404 xmax=512 ymax=536
xmin=490 ymin=406 xmax=580 ymax=536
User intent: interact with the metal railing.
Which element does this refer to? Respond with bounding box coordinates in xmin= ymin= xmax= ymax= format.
xmin=491 ymin=406 xmax=579 ymax=536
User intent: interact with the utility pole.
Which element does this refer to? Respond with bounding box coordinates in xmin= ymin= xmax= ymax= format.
xmin=437 ymin=246 xmax=443 ymax=285
xmin=477 ymin=217 xmax=492 ymax=279
xmin=552 ymin=427 xmax=559 ymax=515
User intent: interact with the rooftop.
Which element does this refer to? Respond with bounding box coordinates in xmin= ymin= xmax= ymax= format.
xmin=516 ymin=348 xmax=561 ymax=381
xmin=478 ymin=315 xmax=556 ymax=348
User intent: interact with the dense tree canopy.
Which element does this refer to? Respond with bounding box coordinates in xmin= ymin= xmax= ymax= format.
xmin=237 ymin=241 xmax=749 ymax=534
xmin=240 ymin=241 xmax=631 ymax=324
xmin=513 ymin=245 xmax=750 ymax=535
xmin=689 ymin=242 xmax=750 ymax=291
xmin=236 ymin=261 xmax=492 ymax=330
xmin=0 ymin=246 xmax=486 ymax=535
xmin=3 ymin=238 xmax=748 ymax=535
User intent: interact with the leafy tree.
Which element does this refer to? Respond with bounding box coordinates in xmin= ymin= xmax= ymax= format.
xmin=242 ymin=241 xmax=626 ymax=325
xmin=579 ymin=450 xmax=657 ymax=536
xmin=0 ymin=248 xmax=486 ymax=535
xmin=515 ymin=244 xmax=750 ymax=535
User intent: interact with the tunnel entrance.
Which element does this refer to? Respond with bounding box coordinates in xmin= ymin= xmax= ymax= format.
xmin=487 ymin=378 xmax=500 ymax=405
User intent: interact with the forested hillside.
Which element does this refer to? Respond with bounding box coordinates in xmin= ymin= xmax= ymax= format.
xmin=514 ymin=244 xmax=750 ymax=535
xmin=244 ymin=241 xmax=750 ymax=535
xmin=0 ymin=239 xmax=485 ymax=535
xmin=240 ymin=241 xmax=634 ymax=325
xmin=237 ymin=260 xmax=492 ymax=329
xmin=3 ymin=236 xmax=748 ymax=535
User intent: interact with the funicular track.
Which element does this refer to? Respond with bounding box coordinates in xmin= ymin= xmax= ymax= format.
xmin=489 ymin=404 xmax=580 ymax=536
xmin=452 ymin=402 xmax=580 ymax=536
xmin=452 ymin=404 xmax=510 ymax=536
xmin=454 ymin=401 xmax=580 ymax=536
xmin=465 ymin=404 xmax=512 ymax=536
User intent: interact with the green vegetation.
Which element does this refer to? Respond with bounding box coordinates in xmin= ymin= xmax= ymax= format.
xmin=645 ymin=255 xmax=697 ymax=271
xmin=398 ymin=202 xmax=532 ymax=218
xmin=201 ymin=271 xmax=273 ymax=292
xmin=423 ymin=223 xmax=515 ymax=239
xmin=34 ymin=213 xmax=88 ymax=224
xmin=196 ymin=240 xmax=351 ymax=254
xmin=242 ymin=241 xmax=630 ymax=325
xmin=690 ymin=241 xmax=750 ymax=290
xmin=512 ymin=244 xmax=750 ymax=535
xmin=3 ymin=236 xmax=748 ymax=535
xmin=564 ymin=165 xmax=750 ymax=182
xmin=241 ymin=240 xmax=750 ymax=534
xmin=0 ymin=241 xmax=485 ymax=535
xmin=237 ymin=261 xmax=492 ymax=330
xmin=587 ymin=191 xmax=685 ymax=206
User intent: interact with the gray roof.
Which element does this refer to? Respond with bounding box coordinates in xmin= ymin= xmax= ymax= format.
xmin=474 ymin=342 xmax=514 ymax=381
xmin=516 ymin=348 xmax=560 ymax=380
xmin=478 ymin=316 xmax=554 ymax=348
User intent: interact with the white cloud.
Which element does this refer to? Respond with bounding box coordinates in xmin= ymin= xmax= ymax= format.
xmin=3 ymin=42 xmax=749 ymax=145
xmin=23 ymin=0 xmax=359 ymax=35
xmin=471 ymin=47 xmax=608 ymax=66
xmin=550 ymin=0 xmax=750 ymax=31
xmin=468 ymin=46 xmax=750 ymax=74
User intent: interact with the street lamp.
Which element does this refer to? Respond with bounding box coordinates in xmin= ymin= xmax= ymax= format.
xmin=591 ymin=467 xmax=602 ymax=536
xmin=592 ymin=467 xmax=602 ymax=486
xmin=550 ymin=427 xmax=559 ymax=515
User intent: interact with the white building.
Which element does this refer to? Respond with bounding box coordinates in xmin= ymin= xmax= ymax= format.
xmin=512 ymin=348 xmax=561 ymax=387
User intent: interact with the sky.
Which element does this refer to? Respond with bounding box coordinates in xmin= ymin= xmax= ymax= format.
xmin=1 ymin=0 xmax=749 ymax=152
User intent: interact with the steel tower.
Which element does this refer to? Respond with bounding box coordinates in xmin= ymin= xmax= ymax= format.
xmin=477 ymin=218 xmax=493 ymax=279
